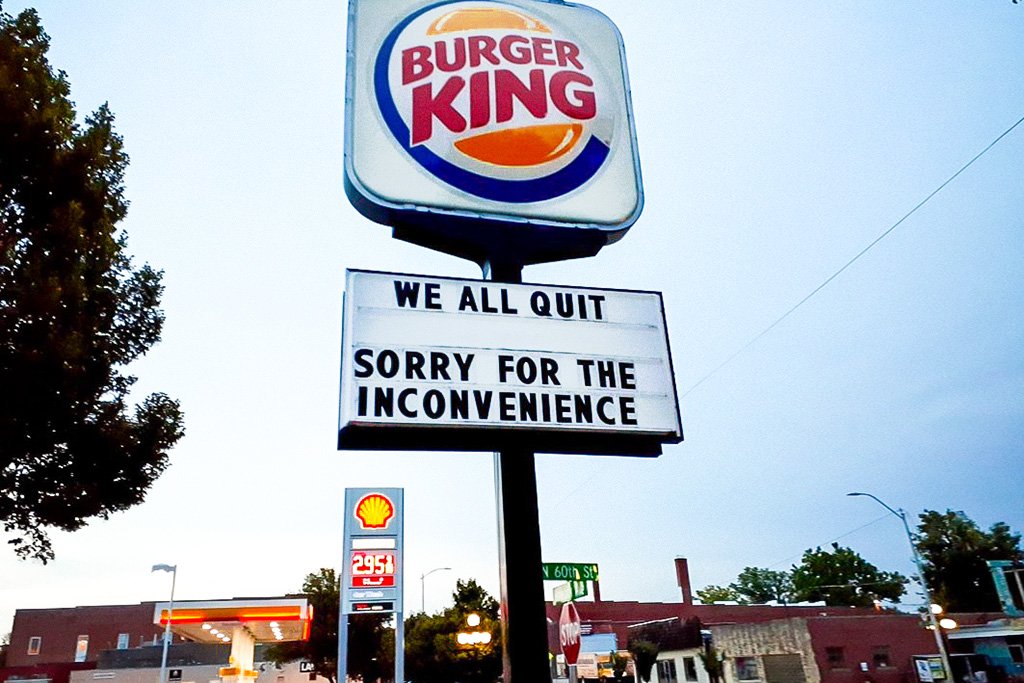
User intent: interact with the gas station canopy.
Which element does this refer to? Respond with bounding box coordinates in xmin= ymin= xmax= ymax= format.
xmin=153 ymin=598 xmax=312 ymax=644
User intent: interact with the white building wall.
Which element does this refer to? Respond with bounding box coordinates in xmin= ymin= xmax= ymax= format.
xmin=650 ymin=648 xmax=709 ymax=683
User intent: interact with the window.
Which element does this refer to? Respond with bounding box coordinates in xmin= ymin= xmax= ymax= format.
xmin=27 ymin=636 xmax=42 ymax=655
xmin=826 ymin=647 xmax=845 ymax=668
xmin=657 ymin=659 xmax=678 ymax=683
xmin=74 ymin=635 xmax=89 ymax=663
xmin=116 ymin=633 xmax=130 ymax=650
xmin=735 ymin=657 xmax=760 ymax=681
xmin=683 ymin=657 xmax=699 ymax=682
xmin=1009 ymin=645 xmax=1024 ymax=665
xmin=873 ymin=647 xmax=891 ymax=669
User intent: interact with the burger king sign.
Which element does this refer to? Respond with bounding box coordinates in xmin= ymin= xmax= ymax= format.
xmin=344 ymin=0 xmax=643 ymax=266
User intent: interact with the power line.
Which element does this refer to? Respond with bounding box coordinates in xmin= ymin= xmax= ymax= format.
xmin=681 ymin=112 xmax=1024 ymax=398
xmin=765 ymin=512 xmax=893 ymax=570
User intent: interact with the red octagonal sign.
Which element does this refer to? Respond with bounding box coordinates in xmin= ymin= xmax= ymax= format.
xmin=559 ymin=601 xmax=582 ymax=665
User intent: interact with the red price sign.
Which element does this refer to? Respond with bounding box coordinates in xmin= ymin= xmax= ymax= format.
xmin=350 ymin=551 xmax=397 ymax=587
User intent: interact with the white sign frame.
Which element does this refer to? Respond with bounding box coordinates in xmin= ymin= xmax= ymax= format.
xmin=338 ymin=270 xmax=682 ymax=456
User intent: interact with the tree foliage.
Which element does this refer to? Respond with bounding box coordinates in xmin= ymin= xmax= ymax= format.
xmin=915 ymin=509 xmax=1023 ymax=612
xmin=731 ymin=567 xmax=795 ymax=604
xmin=694 ymin=584 xmax=742 ymax=604
xmin=627 ymin=639 xmax=658 ymax=683
xmin=696 ymin=567 xmax=794 ymax=605
xmin=698 ymin=546 xmax=905 ymax=608
xmin=404 ymin=579 xmax=501 ymax=683
xmin=790 ymin=543 xmax=906 ymax=607
xmin=697 ymin=644 xmax=725 ymax=683
xmin=264 ymin=568 xmax=389 ymax=683
xmin=0 ymin=5 xmax=183 ymax=561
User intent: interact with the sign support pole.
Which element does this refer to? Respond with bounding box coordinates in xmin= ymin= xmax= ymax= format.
xmin=485 ymin=260 xmax=552 ymax=683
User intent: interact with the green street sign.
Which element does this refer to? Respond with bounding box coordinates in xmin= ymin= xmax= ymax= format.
xmin=542 ymin=563 xmax=599 ymax=582
xmin=552 ymin=580 xmax=589 ymax=605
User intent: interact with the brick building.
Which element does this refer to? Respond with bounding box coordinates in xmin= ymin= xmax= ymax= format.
xmin=544 ymin=558 xmax=879 ymax=654
xmin=5 ymin=602 xmax=170 ymax=668
xmin=709 ymin=615 xmax=938 ymax=683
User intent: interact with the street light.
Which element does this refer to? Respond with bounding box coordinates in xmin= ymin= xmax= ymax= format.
xmin=420 ymin=566 xmax=452 ymax=614
xmin=847 ymin=493 xmax=952 ymax=680
xmin=152 ymin=564 xmax=177 ymax=683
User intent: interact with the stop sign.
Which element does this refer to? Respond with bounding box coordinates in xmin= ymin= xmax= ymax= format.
xmin=559 ymin=602 xmax=582 ymax=665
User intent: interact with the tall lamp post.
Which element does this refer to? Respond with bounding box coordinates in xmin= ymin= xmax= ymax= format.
xmin=420 ymin=567 xmax=452 ymax=614
xmin=152 ymin=564 xmax=177 ymax=683
xmin=847 ymin=493 xmax=952 ymax=680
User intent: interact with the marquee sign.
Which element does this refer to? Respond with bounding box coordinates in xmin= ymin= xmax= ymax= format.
xmin=344 ymin=0 xmax=643 ymax=265
xmin=342 ymin=488 xmax=404 ymax=614
xmin=338 ymin=270 xmax=682 ymax=455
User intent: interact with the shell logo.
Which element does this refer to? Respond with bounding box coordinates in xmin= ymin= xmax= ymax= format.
xmin=375 ymin=0 xmax=614 ymax=203
xmin=355 ymin=493 xmax=395 ymax=529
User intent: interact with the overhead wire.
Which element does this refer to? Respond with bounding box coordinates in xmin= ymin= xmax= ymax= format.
xmin=543 ymin=112 xmax=1024 ymax=552
xmin=681 ymin=112 xmax=1024 ymax=399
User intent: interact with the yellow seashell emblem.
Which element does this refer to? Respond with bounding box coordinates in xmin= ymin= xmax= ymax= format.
xmin=355 ymin=493 xmax=395 ymax=529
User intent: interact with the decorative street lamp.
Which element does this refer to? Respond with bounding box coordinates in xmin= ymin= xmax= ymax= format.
xmin=152 ymin=564 xmax=177 ymax=683
xmin=420 ymin=566 xmax=452 ymax=614
xmin=456 ymin=613 xmax=493 ymax=646
xmin=847 ymin=493 xmax=952 ymax=680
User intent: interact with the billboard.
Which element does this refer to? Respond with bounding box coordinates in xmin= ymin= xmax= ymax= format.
xmin=338 ymin=270 xmax=682 ymax=455
xmin=344 ymin=0 xmax=643 ymax=265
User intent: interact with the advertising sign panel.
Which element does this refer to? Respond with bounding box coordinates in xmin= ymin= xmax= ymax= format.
xmin=344 ymin=0 xmax=643 ymax=265
xmin=341 ymin=488 xmax=404 ymax=615
xmin=338 ymin=270 xmax=682 ymax=455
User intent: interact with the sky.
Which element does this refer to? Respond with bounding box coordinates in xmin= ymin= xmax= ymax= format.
xmin=2 ymin=0 xmax=1023 ymax=638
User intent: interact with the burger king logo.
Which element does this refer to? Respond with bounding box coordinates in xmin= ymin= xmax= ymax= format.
xmin=375 ymin=1 xmax=615 ymax=203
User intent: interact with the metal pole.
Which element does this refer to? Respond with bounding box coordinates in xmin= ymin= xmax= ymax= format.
xmin=337 ymin=612 xmax=349 ymax=683
xmin=157 ymin=566 xmax=177 ymax=683
xmin=395 ymin=613 xmax=405 ymax=683
xmin=420 ymin=567 xmax=451 ymax=614
xmin=847 ymin=493 xmax=952 ymax=680
xmin=485 ymin=259 xmax=552 ymax=683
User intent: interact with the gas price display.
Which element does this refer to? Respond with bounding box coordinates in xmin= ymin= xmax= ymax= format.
xmin=350 ymin=550 xmax=397 ymax=587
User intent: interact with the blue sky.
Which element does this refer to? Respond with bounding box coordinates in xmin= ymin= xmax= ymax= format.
xmin=2 ymin=0 xmax=1022 ymax=635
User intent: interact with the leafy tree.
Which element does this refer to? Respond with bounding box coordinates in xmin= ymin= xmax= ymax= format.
xmin=697 ymin=643 xmax=725 ymax=683
xmin=915 ymin=509 xmax=1023 ymax=612
xmin=265 ymin=568 xmax=389 ymax=683
xmin=790 ymin=543 xmax=906 ymax=607
xmin=0 ymin=5 xmax=183 ymax=561
xmin=404 ymin=579 xmax=501 ymax=683
xmin=627 ymin=639 xmax=658 ymax=683
xmin=695 ymin=584 xmax=741 ymax=604
xmin=730 ymin=567 xmax=795 ymax=604
xmin=0 ymin=631 xmax=9 ymax=667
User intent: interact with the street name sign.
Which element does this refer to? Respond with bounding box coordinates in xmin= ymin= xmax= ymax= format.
xmin=552 ymin=580 xmax=588 ymax=605
xmin=338 ymin=270 xmax=682 ymax=455
xmin=344 ymin=0 xmax=644 ymax=266
xmin=542 ymin=562 xmax=599 ymax=582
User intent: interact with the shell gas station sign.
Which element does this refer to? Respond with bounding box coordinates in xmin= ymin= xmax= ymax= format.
xmin=344 ymin=0 xmax=643 ymax=265
xmin=341 ymin=488 xmax=404 ymax=615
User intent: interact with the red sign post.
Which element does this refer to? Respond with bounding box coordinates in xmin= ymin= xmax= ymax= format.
xmin=559 ymin=602 xmax=582 ymax=666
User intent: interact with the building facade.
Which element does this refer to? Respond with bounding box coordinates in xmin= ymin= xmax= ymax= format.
xmin=709 ymin=615 xmax=939 ymax=683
